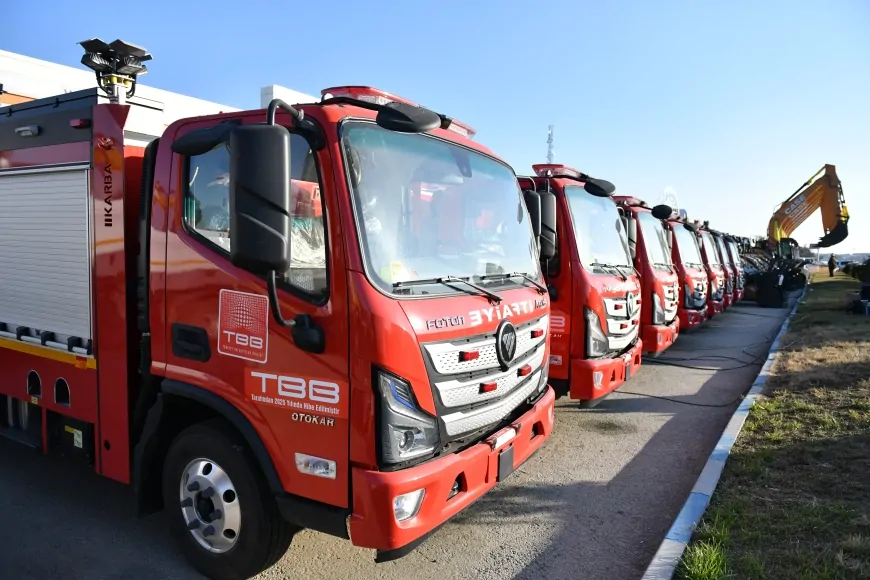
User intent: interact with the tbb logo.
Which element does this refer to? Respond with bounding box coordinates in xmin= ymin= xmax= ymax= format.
xmin=245 ymin=372 xmax=348 ymax=419
xmin=218 ymin=290 xmax=269 ymax=363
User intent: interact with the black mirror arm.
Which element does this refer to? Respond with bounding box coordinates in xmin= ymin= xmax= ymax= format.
xmin=267 ymin=270 xmax=296 ymax=328
xmin=264 ymin=99 xmax=326 ymax=150
xmin=267 ymin=99 xmax=304 ymax=126
xmin=266 ymin=270 xmax=327 ymax=354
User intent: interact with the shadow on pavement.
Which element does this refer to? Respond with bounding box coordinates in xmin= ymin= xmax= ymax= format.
xmin=0 ymin=294 xmax=801 ymax=580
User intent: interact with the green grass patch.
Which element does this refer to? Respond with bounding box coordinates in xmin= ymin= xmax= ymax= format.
xmin=677 ymin=273 xmax=870 ymax=580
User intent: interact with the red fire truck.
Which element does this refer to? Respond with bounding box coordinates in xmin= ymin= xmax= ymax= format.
xmin=707 ymin=228 xmax=735 ymax=309
xmin=613 ymin=197 xmax=680 ymax=355
xmin=695 ymin=221 xmax=726 ymax=317
xmin=723 ymin=234 xmax=745 ymax=302
xmin=0 ymin=39 xmax=555 ymax=580
xmin=661 ymin=212 xmax=709 ymax=330
xmin=518 ymin=164 xmax=642 ymax=406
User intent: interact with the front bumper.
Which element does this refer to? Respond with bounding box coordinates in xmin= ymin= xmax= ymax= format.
xmin=723 ymin=291 xmax=733 ymax=309
xmin=569 ymin=340 xmax=643 ymax=400
xmin=642 ymin=318 xmax=680 ymax=355
xmin=347 ymin=386 xmax=555 ymax=555
xmin=678 ymin=307 xmax=707 ymax=330
xmin=706 ymin=299 xmax=724 ymax=318
xmin=735 ymin=288 xmax=744 ymax=302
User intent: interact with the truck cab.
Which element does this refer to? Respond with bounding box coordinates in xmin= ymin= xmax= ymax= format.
xmin=695 ymin=222 xmax=726 ymax=317
xmin=0 ymin=67 xmax=555 ymax=579
xmin=723 ymin=235 xmax=745 ymax=302
xmin=709 ymin=229 xmax=736 ymax=307
xmin=518 ymin=164 xmax=642 ymax=405
xmin=662 ymin=214 xmax=709 ymax=330
xmin=614 ymin=197 xmax=680 ymax=356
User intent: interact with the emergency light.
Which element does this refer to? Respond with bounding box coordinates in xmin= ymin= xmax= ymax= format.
xmin=320 ymin=86 xmax=476 ymax=139
xmin=531 ymin=163 xmax=586 ymax=180
xmin=616 ymin=197 xmax=650 ymax=209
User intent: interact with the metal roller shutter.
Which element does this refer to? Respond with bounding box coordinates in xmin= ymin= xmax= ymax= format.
xmin=0 ymin=166 xmax=92 ymax=341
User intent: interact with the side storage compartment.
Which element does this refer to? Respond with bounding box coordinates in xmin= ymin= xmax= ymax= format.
xmin=0 ymin=165 xmax=94 ymax=351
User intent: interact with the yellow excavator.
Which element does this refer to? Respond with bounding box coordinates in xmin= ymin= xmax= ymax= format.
xmin=742 ymin=164 xmax=848 ymax=307
xmin=767 ymin=164 xmax=849 ymax=253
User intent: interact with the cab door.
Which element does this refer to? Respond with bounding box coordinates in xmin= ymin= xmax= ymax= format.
xmin=160 ymin=114 xmax=351 ymax=508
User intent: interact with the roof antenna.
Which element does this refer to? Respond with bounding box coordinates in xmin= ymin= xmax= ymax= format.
xmin=78 ymin=38 xmax=152 ymax=105
xmin=547 ymin=124 xmax=555 ymax=164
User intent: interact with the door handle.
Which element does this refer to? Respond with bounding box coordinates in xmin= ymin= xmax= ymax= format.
xmin=171 ymin=323 xmax=212 ymax=362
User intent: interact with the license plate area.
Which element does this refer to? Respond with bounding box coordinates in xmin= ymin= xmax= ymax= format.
xmin=497 ymin=445 xmax=516 ymax=482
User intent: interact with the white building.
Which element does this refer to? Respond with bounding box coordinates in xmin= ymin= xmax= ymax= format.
xmin=1 ymin=48 xmax=317 ymax=147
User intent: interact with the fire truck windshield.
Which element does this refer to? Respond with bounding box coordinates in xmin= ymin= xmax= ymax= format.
xmin=728 ymin=240 xmax=741 ymax=264
xmin=564 ymin=186 xmax=632 ymax=273
xmin=715 ymin=236 xmax=732 ymax=266
xmin=701 ymin=232 xmax=720 ymax=265
xmin=342 ymin=122 xmax=540 ymax=295
xmin=636 ymin=211 xmax=672 ymax=267
xmin=674 ymin=225 xmax=703 ymax=267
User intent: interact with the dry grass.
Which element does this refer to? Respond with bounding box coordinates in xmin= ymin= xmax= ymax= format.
xmin=677 ymin=272 xmax=870 ymax=580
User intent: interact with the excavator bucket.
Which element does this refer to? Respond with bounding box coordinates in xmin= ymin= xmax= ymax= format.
xmin=818 ymin=219 xmax=848 ymax=247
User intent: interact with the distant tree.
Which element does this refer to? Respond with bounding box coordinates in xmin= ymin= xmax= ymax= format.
xmin=797 ymin=245 xmax=815 ymax=258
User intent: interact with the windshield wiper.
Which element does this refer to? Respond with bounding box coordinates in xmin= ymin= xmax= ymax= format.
xmin=591 ymin=262 xmax=629 ymax=281
xmin=393 ymin=276 xmax=502 ymax=303
xmin=478 ymin=272 xmax=547 ymax=295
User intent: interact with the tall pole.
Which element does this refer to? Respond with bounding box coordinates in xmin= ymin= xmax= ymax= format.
xmin=547 ymin=125 xmax=555 ymax=164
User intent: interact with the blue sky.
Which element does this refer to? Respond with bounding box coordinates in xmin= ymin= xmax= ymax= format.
xmin=6 ymin=0 xmax=869 ymax=253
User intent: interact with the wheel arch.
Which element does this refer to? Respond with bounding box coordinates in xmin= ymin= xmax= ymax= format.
xmin=132 ymin=379 xmax=283 ymax=515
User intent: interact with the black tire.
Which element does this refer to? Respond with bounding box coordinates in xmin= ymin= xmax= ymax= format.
xmin=162 ymin=420 xmax=298 ymax=580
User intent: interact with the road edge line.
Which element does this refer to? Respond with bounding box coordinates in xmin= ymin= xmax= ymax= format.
xmin=639 ymin=281 xmax=810 ymax=580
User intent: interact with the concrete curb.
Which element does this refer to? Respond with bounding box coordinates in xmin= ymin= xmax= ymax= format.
xmin=640 ymin=282 xmax=810 ymax=580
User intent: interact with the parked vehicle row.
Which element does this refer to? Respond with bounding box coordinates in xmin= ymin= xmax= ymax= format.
xmin=0 ymin=38 xmax=752 ymax=580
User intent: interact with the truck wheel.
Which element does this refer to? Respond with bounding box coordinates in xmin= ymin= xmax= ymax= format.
xmin=162 ymin=421 xmax=297 ymax=580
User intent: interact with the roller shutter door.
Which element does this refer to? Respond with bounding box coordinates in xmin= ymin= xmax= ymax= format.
xmin=0 ymin=166 xmax=92 ymax=342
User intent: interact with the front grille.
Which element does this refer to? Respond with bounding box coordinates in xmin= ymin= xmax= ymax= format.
xmin=602 ymin=291 xmax=641 ymax=351
xmin=712 ymin=275 xmax=724 ymax=301
xmin=420 ymin=315 xmax=548 ymax=442
xmin=663 ymin=282 xmax=679 ymax=322
xmin=692 ymin=279 xmax=707 ymax=309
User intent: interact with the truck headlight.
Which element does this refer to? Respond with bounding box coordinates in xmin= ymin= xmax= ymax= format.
xmin=376 ymin=370 xmax=440 ymax=465
xmin=653 ymin=292 xmax=665 ymax=325
xmin=585 ymin=307 xmax=608 ymax=358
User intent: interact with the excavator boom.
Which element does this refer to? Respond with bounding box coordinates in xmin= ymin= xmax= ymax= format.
xmin=767 ymin=164 xmax=849 ymax=248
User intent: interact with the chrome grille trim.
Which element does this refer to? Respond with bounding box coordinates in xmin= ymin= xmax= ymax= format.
xmin=441 ymin=371 xmax=541 ymax=437
xmin=420 ymin=314 xmax=549 ymax=441
xmin=602 ymin=291 xmax=641 ymax=350
xmin=434 ymin=345 xmax=546 ymax=409
xmin=663 ymin=282 xmax=679 ymax=322
xmin=423 ymin=315 xmax=548 ymax=375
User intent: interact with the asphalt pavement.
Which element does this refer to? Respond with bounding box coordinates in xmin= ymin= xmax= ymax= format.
xmin=0 ymin=297 xmax=796 ymax=580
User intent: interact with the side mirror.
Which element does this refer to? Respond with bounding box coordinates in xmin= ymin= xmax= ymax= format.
xmin=522 ymin=190 xmax=542 ymax=238
xmin=538 ymin=189 xmax=557 ymax=261
xmin=651 ymin=204 xmax=672 ymax=220
xmin=584 ymin=177 xmax=616 ymax=197
xmin=229 ymin=124 xmax=292 ymax=276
